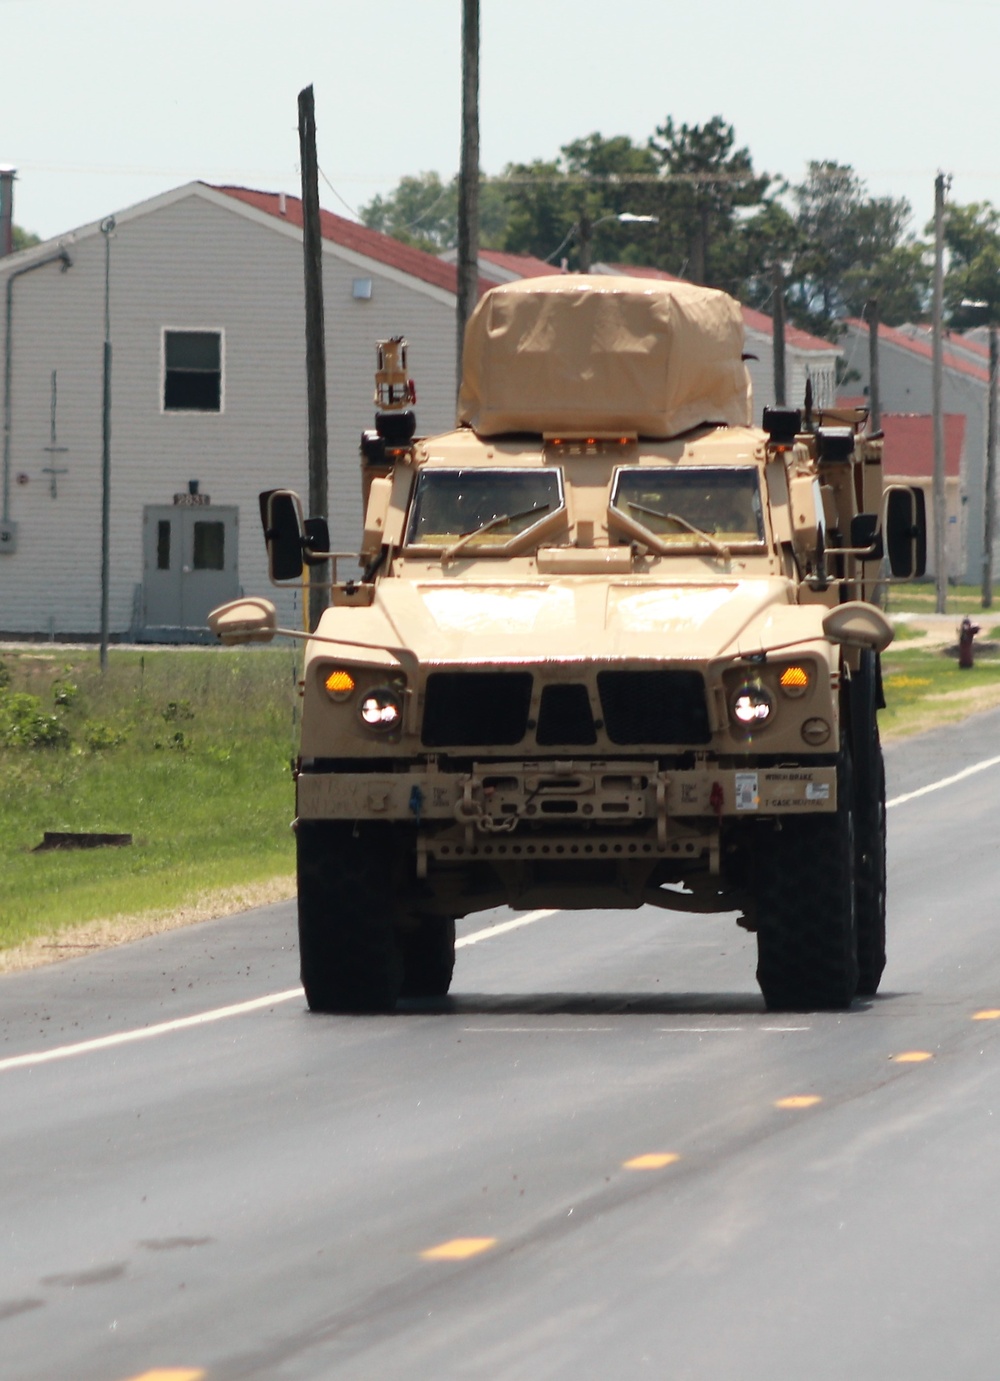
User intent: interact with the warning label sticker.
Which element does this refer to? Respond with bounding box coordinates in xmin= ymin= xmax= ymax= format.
xmin=735 ymin=772 xmax=760 ymax=811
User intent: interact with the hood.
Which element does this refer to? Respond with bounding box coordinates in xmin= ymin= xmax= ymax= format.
xmin=316 ymin=577 xmax=828 ymax=668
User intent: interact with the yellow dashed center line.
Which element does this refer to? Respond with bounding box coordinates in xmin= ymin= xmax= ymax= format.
xmin=623 ymin=1152 xmax=681 ymax=1170
xmin=973 ymin=1010 xmax=1000 ymax=1021
xmin=891 ymin=1050 xmax=934 ymax=1063
xmin=420 ymin=1237 xmax=497 ymax=1261
xmin=120 ymin=1371 xmax=205 ymax=1381
xmin=774 ymin=1095 xmax=823 ymax=1109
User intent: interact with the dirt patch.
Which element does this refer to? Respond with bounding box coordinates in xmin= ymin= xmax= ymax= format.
xmin=0 ymin=875 xmax=295 ymax=975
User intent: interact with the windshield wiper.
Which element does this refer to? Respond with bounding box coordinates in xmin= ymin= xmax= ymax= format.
xmin=441 ymin=503 xmax=551 ymax=564
xmin=627 ymin=502 xmax=731 ymax=560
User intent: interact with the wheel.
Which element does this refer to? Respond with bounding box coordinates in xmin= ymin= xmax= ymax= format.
xmin=399 ymin=914 xmax=456 ymax=998
xmin=755 ymin=744 xmax=859 ymax=1011
xmin=296 ymin=820 xmax=403 ymax=1013
xmin=851 ymin=650 xmax=887 ymax=996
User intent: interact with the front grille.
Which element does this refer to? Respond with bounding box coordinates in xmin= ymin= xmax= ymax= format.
xmin=422 ymin=671 xmax=533 ymax=747
xmin=597 ymin=670 xmax=710 ymax=745
xmin=536 ymin=684 xmax=597 ymax=746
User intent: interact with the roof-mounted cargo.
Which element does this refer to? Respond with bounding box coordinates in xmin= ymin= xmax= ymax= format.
xmin=457 ymin=274 xmax=752 ymax=440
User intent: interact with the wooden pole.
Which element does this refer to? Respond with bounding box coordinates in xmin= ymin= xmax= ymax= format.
xmin=932 ymin=172 xmax=947 ymax=613
xmin=99 ymin=217 xmax=114 ymax=672
xmin=771 ymin=264 xmax=786 ymax=408
xmin=298 ymin=84 xmax=329 ymax=631
xmin=456 ymin=0 xmax=480 ymax=393
xmin=983 ymin=322 xmax=998 ymax=608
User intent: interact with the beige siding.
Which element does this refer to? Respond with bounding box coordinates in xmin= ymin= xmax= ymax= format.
xmin=0 ymin=186 xmax=458 ymax=636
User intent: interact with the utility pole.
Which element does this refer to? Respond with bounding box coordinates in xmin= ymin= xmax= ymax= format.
xmin=298 ymin=84 xmax=329 ymax=632
xmin=771 ymin=264 xmax=786 ymax=407
xmin=99 ymin=217 xmax=114 ymax=673
xmin=983 ymin=322 xmax=998 ymax=608
xmin=932 ymin=172 xmax=948 ymax=614
xmin=866 ymin=298 xmax=881 ymax=432
xmin=455 ymin=0 xmax=479 ymax=390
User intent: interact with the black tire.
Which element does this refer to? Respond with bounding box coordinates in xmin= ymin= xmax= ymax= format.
xmin=399 ymin=915 xmax=456 ymax=998
xmin=296 ymin=820 xmax=403 ymax=1013
xmin=851 ymin=650 xmax=887 ymax=996
xmin=755 ymin=746 xmax=859 ymax=1011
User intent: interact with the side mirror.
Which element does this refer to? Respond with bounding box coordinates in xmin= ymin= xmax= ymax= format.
xmin=207 ymin=597 xmax=278 ymax=645
xmin=259 ymin=489 xmax=305 ymax=581
xmin=885 ymin=487 xmax=927 ymax=579
xmin=822 ymin=601 xmax=894 ymax=653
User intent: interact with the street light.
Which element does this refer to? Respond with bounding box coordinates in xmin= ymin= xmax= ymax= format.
xmin=547 ymin=212 xmax=659 ymax=273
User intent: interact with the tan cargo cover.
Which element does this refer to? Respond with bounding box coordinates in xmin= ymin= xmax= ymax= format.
xmin=457 ymin=274 xmax=752 ymax=439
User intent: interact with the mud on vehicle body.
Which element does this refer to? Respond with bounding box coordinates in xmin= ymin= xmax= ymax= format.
xmin=210 ymin=276 xmax=925 ymax=1014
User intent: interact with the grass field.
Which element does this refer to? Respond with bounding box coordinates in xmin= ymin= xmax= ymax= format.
xmin=0 ymin=645 xmax=300 ymax=957
xmin=2 ymin=620 xmax=999 ymax=964
xmin=886 ymin=582 xmax=1000 ymax=616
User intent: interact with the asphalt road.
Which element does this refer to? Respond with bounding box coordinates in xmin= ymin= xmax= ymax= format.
xmin=4 ymin=710 xmax=1000 ymax=1381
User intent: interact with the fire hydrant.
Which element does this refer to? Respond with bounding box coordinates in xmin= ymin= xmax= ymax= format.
xmin=958 ymin=616 xmax=980 ymax=669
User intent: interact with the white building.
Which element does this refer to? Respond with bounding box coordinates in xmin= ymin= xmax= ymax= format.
xmin=0 ymin=182 xmax=480 ymax=639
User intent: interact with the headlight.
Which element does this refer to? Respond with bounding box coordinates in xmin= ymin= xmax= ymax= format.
xmin=358 ymin=687 xmax=403 ymax=731
xmin=731 ymin=683 xmax=774 ymax=727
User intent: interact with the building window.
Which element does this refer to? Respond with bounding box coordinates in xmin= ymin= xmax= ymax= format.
xmin=193 ymin=520 xmax=225 ymax=570
xmin=163 ymin=330 xmax=222 ymax=412
xmin=156 ymin=520 xmax=171 ymax=569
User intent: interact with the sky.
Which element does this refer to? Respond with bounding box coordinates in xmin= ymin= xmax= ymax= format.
xmin=4 ymin=0 xmax=1000 ymax=247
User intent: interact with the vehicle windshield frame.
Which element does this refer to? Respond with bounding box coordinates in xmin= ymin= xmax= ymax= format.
xmin=608 ymin=464 xmax=767 ymax=553
xmin=404 ymin=465 xmax=565 ymax=556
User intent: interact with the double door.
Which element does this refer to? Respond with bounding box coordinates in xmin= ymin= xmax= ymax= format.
xmin=142 ymin=505 xmax=239 ymax=632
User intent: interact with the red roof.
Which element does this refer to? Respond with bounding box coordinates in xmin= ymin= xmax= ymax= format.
xmin=740 ymin=304 xmax=838 ymax=355
xmin=603 ymin=264 xmax=837 ymax=354
xmin=843 ymin=318 xmax=989 ymax=385
xmin=212 ymin=185 xmax=495 ymax=298
xmin=881 ymin=412 xmax=965 ymax=479
xmin=479 ymin=248 xmax=564 ymax=280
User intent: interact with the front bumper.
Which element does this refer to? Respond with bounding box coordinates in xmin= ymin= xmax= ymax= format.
xmin=297 ymin=757 xmax=836 ymax=826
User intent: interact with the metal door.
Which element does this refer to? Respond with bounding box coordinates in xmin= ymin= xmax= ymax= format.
xmin=142 ymin=505 xmax=239 ymax=632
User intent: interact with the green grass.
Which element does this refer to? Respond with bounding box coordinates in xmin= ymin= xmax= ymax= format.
xmin=886 ymin=582 xmax=1000 ymax=615
xmin=880 ymin=640 xmax=1000 ymax=738
xmin=4 ymin=630 xmax=1000 ymax=956
xmin=0 ymin=646 xmax=300 ymax=952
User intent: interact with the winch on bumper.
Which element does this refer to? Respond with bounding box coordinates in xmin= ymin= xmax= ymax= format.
xmin=296 ymin=757 xmax=837 ymax=876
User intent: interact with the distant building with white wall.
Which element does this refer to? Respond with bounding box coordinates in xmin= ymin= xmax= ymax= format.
xmin=0 ymin=182 xmax=487 ymax=639
xmin=839 ymin=319 xmax=988 ymax=584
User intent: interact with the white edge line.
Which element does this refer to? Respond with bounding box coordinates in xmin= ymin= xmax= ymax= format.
xmin=456 ymin=909 xmax=558 ymax=949
xmin=15 ymin=750 xmax=1000 ymax=1078
xmin=0 ymin=910 xmax=560 ymax=1074
xmin=886 ymin=752 xmax=1000 ymax=810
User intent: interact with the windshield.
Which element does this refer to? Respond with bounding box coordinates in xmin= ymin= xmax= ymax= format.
xmin=610 ymin=466 xmax=765 ymax=546
xmin=406 ymin=467 xmax=563 ymax=549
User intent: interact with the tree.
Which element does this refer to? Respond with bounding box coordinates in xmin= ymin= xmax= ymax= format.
xmin=360 ymin=171 xmax=508 ymax=254
xmin=499 ymin=134 xmax=661 ymax=270
xmin=12 ymin=225 xmax=39 ymax=252
xmin=786 ymin=162 xmax=925 ymax=335
xmin=648 ymin=116 xmax=770 ymax=288
xmin=939 ymin=201 xmax=1000 ymax=326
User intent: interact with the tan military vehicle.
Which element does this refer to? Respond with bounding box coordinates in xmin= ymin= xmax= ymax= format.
xmin=210 ymin=276 xmax=925 ymax=1013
